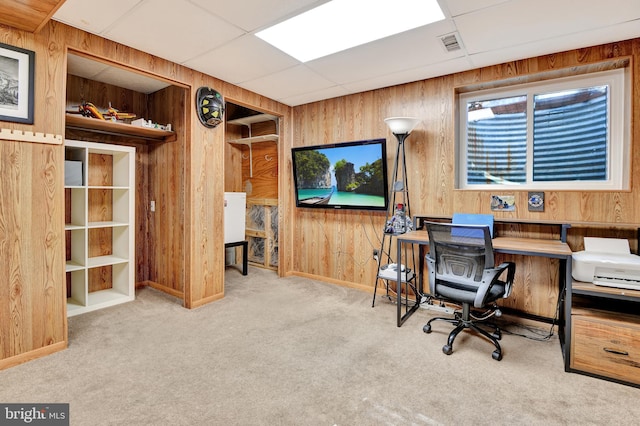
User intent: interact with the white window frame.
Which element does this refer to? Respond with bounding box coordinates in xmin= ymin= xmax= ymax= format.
xmin=457 ymin=68 xmax=630 ymax=190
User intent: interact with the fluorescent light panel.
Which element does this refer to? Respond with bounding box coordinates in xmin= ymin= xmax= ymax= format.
xmin=256 ymin=0 xmax=445 ymax=62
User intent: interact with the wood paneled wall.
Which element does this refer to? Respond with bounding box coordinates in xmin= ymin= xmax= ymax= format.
xmin=290 ymin=38 xmax=640 ymax=319
xmin=0 ymin=20 xmax=291 ymax=369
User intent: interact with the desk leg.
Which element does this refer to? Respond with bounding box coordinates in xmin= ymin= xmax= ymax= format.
xmin=242 ymin=241 xmax=248 ymax=275
xmin=561 ymin=256 xmax=571 ymax=370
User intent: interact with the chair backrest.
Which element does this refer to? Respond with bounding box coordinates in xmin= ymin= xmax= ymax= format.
xmin=426 ymin=222 xmax=495 ymax=287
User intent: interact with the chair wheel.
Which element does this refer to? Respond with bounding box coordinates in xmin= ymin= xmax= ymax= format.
xmin=442 ymin=345 xmax=453 ymax=355
xmin=423 ymin=324 xmax=432 ymax=334
xmin=492 ymin=350 xmax=502 ymax=361
xmin=492 ymin=330 xmax=502 ymax=340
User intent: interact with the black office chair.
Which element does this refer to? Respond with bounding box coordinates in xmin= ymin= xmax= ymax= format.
xmin=422 ymin=222 xmax=515 ymax=360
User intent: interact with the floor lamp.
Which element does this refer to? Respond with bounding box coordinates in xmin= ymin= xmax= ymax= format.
xmin=372 ymin=116 xmax=421 ymax=308
xmin=384 ymin=116 xmax=422 ymax=220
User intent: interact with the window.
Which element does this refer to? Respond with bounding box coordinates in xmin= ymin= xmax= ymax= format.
xmin=457 ymin=68 xmax=630 ymax=190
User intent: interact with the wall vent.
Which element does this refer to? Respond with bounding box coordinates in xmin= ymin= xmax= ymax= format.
xmin=440 ymin=32 xmax=462 ymax=52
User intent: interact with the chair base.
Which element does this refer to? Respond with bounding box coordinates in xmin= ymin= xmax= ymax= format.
xmin=423 ymin=305 xmax=504 ymax=361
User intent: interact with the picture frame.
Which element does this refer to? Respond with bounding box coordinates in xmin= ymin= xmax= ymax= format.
xmin=0 ymin=42 xmax=35 ymax=124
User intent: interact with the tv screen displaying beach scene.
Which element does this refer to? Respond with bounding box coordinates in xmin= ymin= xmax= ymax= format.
xmin=292 ymin=138 xmax=389 ymax=211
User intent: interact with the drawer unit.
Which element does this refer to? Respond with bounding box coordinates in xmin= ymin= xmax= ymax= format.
xmin=570 ymin=309 xmax=640 ymax=386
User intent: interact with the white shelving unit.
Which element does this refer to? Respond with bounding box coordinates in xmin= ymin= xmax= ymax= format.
xmin=64 ymin=139 xmax=135 ymax=317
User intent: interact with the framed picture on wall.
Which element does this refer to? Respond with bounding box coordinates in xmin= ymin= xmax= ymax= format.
xmin=0 ymin=42 xmax=35 ymax=124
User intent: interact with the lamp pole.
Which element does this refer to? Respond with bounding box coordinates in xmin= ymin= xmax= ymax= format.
xmin=372 ymin=117 xmax=421 ymax=308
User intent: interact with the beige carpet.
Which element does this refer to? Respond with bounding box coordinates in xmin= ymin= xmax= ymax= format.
xmin=0 ymin=266 xmax=638 ymax=425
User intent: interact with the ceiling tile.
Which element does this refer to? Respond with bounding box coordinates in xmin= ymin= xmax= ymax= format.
xmin=467 ymin=19 xmax=640 ymax=71
xmin=455 ymin=0 xmax=640 ymax=55
xmin=103 ymin=0 xmax=244 ymax=64
xmin=53 ymin=0 xmax=142 ymax=34
xmin=190 ymin=0 xmax=327 ymax=32
xmin=306 ymin=20 xmax=461 ymax=85
xmin=442 ymin=0 xmax=510 ymax=17
xmin=239 ymin=65 xmax=338 ymax=102
xmin=278 ymin=86 xmax=351 ymax=107
xmin=342 ymin=56 xmax=474 ymax=94
xmin=183 ymin=35 xmax=299 ymax=85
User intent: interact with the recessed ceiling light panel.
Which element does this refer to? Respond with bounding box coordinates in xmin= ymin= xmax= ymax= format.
xmin=256 ymin=0 xmax=445 ymax=62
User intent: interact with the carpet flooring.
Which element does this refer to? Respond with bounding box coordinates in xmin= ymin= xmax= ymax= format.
xmin=0 ymin=266 xmax=638 ymax=425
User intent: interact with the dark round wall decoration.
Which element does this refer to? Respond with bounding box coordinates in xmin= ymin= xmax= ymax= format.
xmin=196 ymin=87 xmax=225 ymax=128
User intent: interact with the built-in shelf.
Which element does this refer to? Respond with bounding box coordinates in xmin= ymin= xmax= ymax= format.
xmin=65 ymin=114 xmax=176 ymax=142
xmin=227 ymin=134 xmax=279 ymax=145
xmin=227 ymin=113 xmax=278 ymax=126
xmin=226 ymin=113 xmax=279 ymax=177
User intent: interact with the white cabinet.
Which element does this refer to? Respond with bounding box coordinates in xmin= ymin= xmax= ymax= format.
xmin=64 ymin=140 xmax=135 ymax=316
xmin=224 ymin=192 xmax=246 ymax=244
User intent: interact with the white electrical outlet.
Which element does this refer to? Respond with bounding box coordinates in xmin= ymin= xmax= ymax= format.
xmin=150 ymin=200 xmax=156 ymax=212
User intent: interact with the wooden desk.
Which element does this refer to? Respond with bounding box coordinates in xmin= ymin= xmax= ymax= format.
xmin=394 ymin=231 xmax=573 ymax=329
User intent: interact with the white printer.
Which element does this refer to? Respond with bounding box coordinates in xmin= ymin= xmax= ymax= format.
xmin=572 ymin=237 xmax=640 ymax=290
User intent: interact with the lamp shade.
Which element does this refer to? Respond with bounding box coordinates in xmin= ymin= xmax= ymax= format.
xmin=384 ymin=117 xmax=421 ymax=135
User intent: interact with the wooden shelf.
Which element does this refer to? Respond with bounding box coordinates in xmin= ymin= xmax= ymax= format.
xmin=227 ymin=114 xmax=278 ymax=126
xmin=65 ymin=114 xmax=176 ymax=142
xmin=227 ymin=134 xmax=278 ymax=145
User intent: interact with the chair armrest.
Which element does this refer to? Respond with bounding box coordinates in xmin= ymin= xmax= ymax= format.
xmin=474 ymin=261 xmax=516 ymax=307
xmin=494 ymin=261 xmax=516 ymax=298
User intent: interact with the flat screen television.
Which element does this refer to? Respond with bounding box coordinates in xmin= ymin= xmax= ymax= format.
xmin=292 ymin=138 xmax=389 ymax=211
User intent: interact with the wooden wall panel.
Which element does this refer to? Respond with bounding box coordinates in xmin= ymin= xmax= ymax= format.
xmin=291 ymin=38 xmax=640 ymax=319
xmin=0 ymin=23 xmax=67 ymax=369
xmin=0 ymin=141 xmax=65 ymax=364
xmin=147 ymin=86 xmax=188 ymax=297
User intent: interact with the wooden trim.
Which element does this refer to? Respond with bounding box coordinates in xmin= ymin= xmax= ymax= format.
xmin=146 ymin=281 xmax=184 ymax=300
xmin=0 ymin=128 xmax=62 ymax=145
xmin=289 ymin=271 xmax=374 ymax=293
xmin=189 ymin=293 xmax=225 ymax=309
xmin=0 ymin=341 xmax=67 ymax=371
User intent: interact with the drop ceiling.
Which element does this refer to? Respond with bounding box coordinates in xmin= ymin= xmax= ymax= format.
xmin=51 ymin=0 xmax=640 ymax=106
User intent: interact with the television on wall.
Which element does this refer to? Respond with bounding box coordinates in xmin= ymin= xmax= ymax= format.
xmin=292 ymin=138 xmax=389 ymax=211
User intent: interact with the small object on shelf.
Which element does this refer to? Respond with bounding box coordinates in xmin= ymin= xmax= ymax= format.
xmin=131 ymin=118 xmax=172 ymax=131
xmin=64 ymin=160 xmax=83 ymax=186
xmin=392 ymin=203 xmax=407 ymax=234
xmin=68 ymin=100 xmax=136 ymax=121
xmin=103 ymin=102 xmax=136 ymax=121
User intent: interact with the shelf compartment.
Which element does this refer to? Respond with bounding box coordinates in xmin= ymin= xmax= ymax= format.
xmin=65 ymin=187 xmax=87 ymax=227
xmin=88 ymin=188 xmax=130 ymax=224
xmin=66 ymin=114 xmax=176 ymax=142
xmin=65 ymin=228 xmax=85 ymax=270
xmin=66 ymin=269 xmax=87 ymax=310
xmin=87 ymin=263 xmax=133 ymax=308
